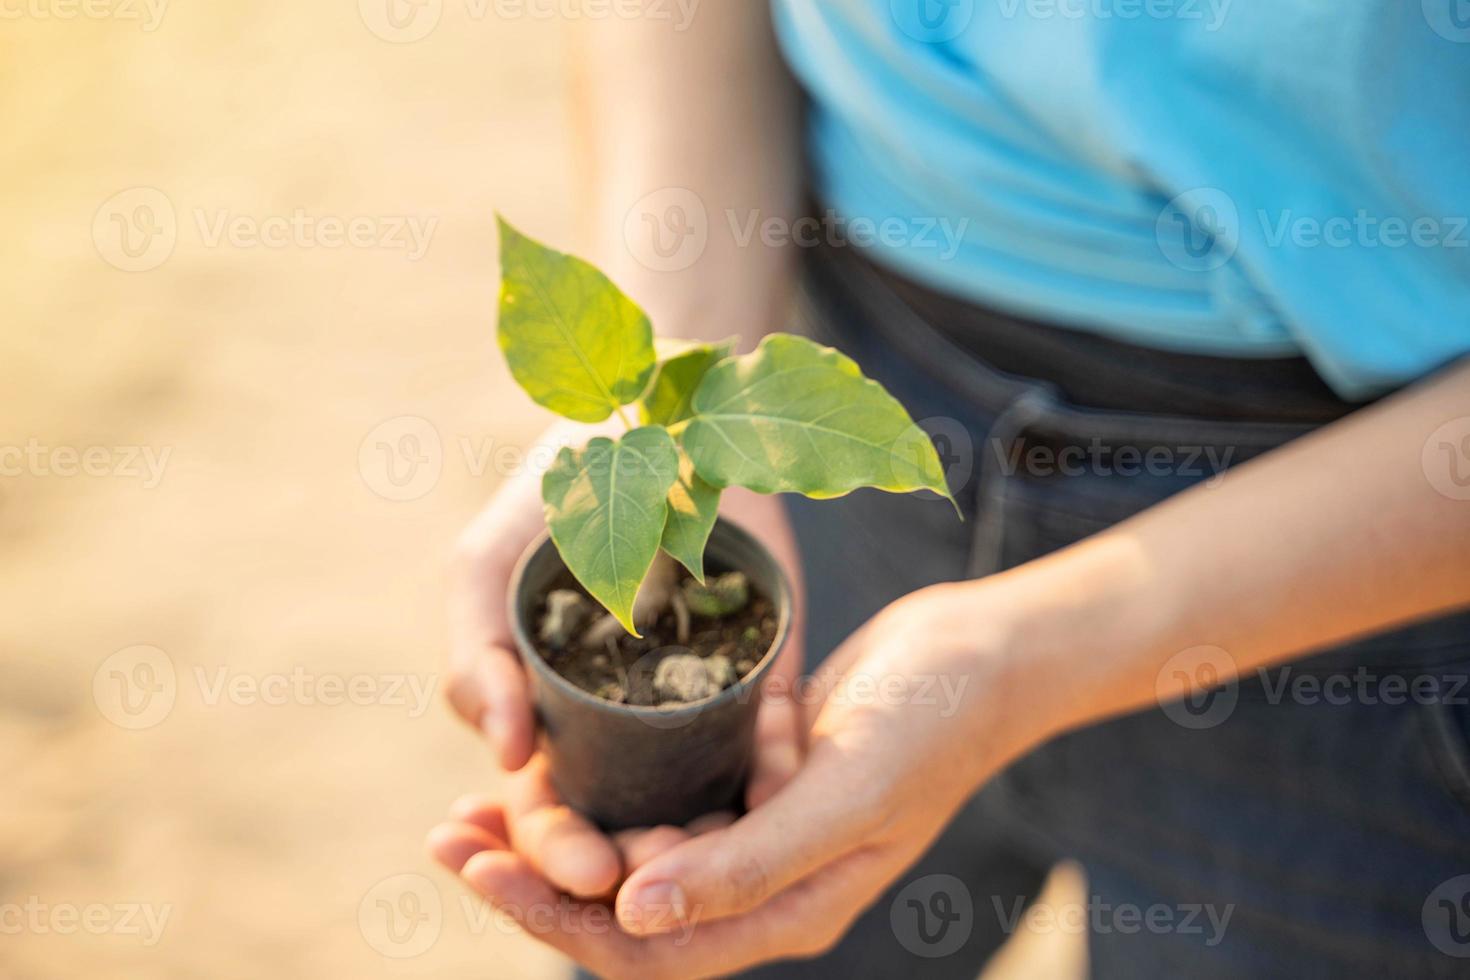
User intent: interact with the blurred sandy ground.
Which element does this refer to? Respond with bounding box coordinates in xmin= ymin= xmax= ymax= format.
xmin=0 ymin=3 xmax=1081 ymax=978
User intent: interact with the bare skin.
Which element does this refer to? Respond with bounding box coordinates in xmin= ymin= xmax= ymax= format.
xmin=432 ymin=3 xmax=1470 ymax=976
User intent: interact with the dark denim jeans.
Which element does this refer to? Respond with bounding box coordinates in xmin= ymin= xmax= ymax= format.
xmin=737 ymin=245 xmax=1470 ymax=979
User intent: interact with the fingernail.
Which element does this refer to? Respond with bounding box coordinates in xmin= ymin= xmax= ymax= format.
xmin=619 ymin=881 xmax=687 ymax=935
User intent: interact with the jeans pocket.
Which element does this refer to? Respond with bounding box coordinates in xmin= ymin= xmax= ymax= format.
xmin=1419 ymin=666 xmax=1470 ymax=818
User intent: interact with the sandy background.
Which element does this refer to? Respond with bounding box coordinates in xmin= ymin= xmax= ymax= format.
xmin=0 ymin=4 xmax=1078 ymax=977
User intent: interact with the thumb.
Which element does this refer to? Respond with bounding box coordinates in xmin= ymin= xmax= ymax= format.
xmin=613 ymin=737 xmax=880 ymax=935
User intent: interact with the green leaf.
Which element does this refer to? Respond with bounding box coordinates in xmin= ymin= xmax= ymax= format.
xmin=660 ymin=452 xmax=721 ymax=582
xmin=683 ymin=334 xmax=955 ymax=505
xmin=497 ymin=216 xmax=655 ymax=422
xmin=639 ymin=339 xmax=734 ymax=427
xmin=542 ymin=426 xmax=680 ymax=635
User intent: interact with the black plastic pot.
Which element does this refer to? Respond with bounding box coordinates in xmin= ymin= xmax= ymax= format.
xmin=508 ymin=518 xmax=792 ymax=830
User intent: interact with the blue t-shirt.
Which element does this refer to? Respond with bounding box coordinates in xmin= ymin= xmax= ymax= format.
xmin=771 ymin=0 xmax=1470 ymax=398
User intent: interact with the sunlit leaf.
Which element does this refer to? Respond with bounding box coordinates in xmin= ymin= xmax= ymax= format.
xmin=497 ymin=216 xmax=655 ymax=422
xmin=660 ymin=452 xmax=721 ymax=582
xmin=683 ymin=334 xmax=954 ymax=505
xmin=542 ymin=426 xmax=680 ymax=634
xmin=639 ymin=339 xmax=734 ymax=427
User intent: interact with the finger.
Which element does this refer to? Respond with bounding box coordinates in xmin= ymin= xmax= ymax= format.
xmin=745 ymin=690 xmax=800 ymax=810
xmin=448 ymin=794 xmax=511 ymax=842
xmin=460 ymin=849 xmax=650 ymax=977
xmin=506 ymin=756 xmax=622 ymax=898
xmin=614 ymin=737 xmax=881 ymax=935
xmin=613 ymin=825 xmax=691 ymax=874
xmin=445 ymin=638 xmax=535 ymax=771
xmin=426 ymin=821 xmax=507 ymax=873
xmin=468 ymin=832 xmax=897 ymax=977
xmin=685 ymin=811 xmax=735 ymax=836
xmin=448 ymin=502 xmax=540 ymax=771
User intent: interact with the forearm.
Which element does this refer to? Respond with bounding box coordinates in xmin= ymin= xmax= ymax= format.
xmin=988 ymin=359 xmax=1470 ymax=743
xmin=567 ymin=0 xmax=802 ymax=345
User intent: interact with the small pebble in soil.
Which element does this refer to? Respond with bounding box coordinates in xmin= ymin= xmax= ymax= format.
xmin=705 ymin=654 xmax=736 ymax=688
xmin=539 ymin=590 xmax=591 ymax=650
xmin=654 ymin=654 xmax=717 ymax=702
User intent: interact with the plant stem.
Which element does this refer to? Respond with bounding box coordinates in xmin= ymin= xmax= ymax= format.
xmin=615 ymin=405 xmax=633 ymax=430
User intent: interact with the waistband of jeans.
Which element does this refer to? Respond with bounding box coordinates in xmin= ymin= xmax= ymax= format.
xmin=797 ymin=241 xmax=1361 ymax=454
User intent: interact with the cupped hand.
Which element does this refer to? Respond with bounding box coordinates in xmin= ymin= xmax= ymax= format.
xmin=443 ymin=435 xmax=808 ymax=915
xmin=429 ymin=581 xmax=1038 ymax=979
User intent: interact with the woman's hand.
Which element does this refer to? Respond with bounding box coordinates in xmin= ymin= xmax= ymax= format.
xmin=443 ymin=429 xmax=807 ymax=897
xmin=428 ymin=581 xmax=1041 ymax=979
